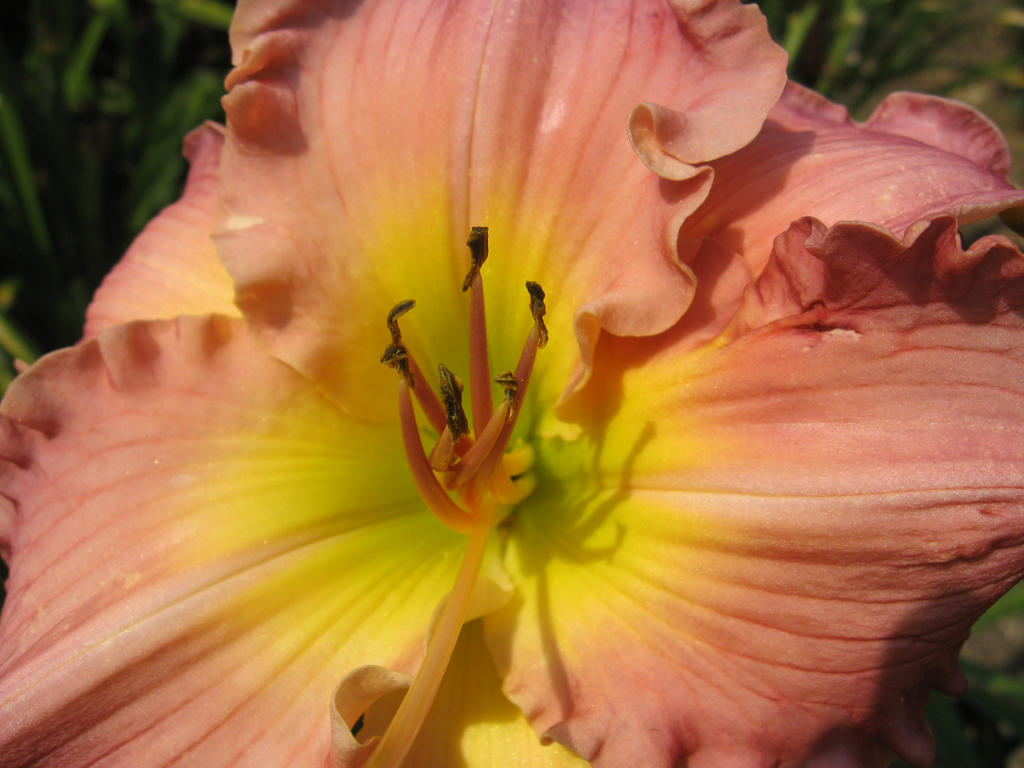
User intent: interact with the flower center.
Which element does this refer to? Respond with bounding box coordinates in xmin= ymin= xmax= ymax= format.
xmin=380 ymin=226 xmax=547 ymax=534
xmin=363 ymin=228 xmax=546 ymax=767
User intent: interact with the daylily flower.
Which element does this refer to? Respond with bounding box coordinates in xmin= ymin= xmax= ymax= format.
xmin=2 ymin=0 xmax=1024 ymax=766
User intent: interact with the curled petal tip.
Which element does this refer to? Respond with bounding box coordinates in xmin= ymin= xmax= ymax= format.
xmin=627 ymin=102 xmax=704 ymax=182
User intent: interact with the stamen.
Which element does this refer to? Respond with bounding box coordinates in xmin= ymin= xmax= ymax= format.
xmin=397 ymin=380 xmax=475 ymax=534
xmin=462 ymin=226 xmax=489 ymax=291
xmin=526 ymin=280 xmax=548 ymax=348
xmin=385 ymin=245 xmax=546 ymax=524
xmin=464 ymin=227 xmax=494 ymax=433
xmin=462 ymin=284 xmax=545 ymax=506
xmin=372 ymin=239 xmax=547 ymax=767
xmin=493 ymin=371 xmax=518 ymax=420
xmin=381 ymin=301 xmax=447 ymax=435
xmin=428 ymin=424 xmax=474 ymax=472
xmin=427 ymin=427 xmax=456 ymax=472
xmin=405 ymin=356 xmax=448 ymax=436
xmin=387 ymin=299 xmax=416 ymax=343
xmin=438 ymin=365 xmax=470 ymax=441
xmin=379 ymin=342 xmax=413 ymax=388
xmin=448 ymin=400 xmax=512 ymax=489
xmin=364 ymin=521 xmax=492 ymax=768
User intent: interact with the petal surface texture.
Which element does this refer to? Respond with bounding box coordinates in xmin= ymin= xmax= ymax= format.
xmin=487 ymin=217 xmax=1024 ymax=767
xmin=0 ymin=317 xmax=468 ymax=767
xmin=217 ymin=0 xmax=787 ymax=416
xmin=677 ymin=82 xmax=1024 ymax=275
xmin=84 ymin=123 xmax=240 ymax=337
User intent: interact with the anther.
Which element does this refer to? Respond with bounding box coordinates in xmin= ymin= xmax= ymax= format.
xmin=382 ymin=300 xmax=417 ymax=387
xmin=387 ymin=299 xmax=416 ymax=343
xmin=396 ymin=380 xmax=475 ymax=534
xmin=462 ymin=227 xmax=489 ymax=292
xmin=525 ymin=281 xmax=548 ymax=347
xmin=380 ymin=342 xmax=413 ymax=387
xmin=438 ymin=365 xmax=470 ymax=441
xmin=384 ymin=230 xmax=547 ymax=526
xmin=493 ymin=371 xmax=519 ymax=419
xmin=381 ymin=301 xmax=447 ymax=434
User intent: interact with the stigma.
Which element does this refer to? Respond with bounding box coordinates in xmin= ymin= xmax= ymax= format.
xmin=381 ymin=227 xmax=546 ymax=534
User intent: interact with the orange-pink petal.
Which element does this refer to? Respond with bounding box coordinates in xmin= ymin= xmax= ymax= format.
xmin=488 ymin=216 xmax=1024 ymax=767
xmin=0 ymin=316 xmax=470 ymax=767
xmin=677 ymin=82 xmax=1024 ymax=275
xmin=84 ymin=123 xmax=239 ymax=337
xmin=215 ymin=0 xmax=786 ymax=416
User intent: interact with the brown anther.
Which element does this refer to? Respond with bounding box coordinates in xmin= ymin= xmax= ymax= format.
xmin=381 ymin=343 xmax=414 ymax=387
xmin=387 ymin=299 xmax=416 ymax=343
xmin=462 ymin=227 xmax=489 ymax=292
xmin=494 ymin=371 xmax=519 ymax=419
xmin=438 ymin=365 xmax=470 ymax=441
xmin=525 ymin=281 xmax=548 ymax=347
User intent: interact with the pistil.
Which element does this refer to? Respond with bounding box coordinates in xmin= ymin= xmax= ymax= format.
xmin=363 ymin=519 xmax=492 ymax=768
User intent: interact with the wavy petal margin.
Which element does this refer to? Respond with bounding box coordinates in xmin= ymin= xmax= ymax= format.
xmin=84 ymin=123 xmax=239 ymax=337
xmin=488 ymin=216 xmax=1024 ymax=767
xmin=216 ymin=0 xmax=786 ymax=418
xmin=0 ymin=316 xmax=469 ymax=767
xmin=675 ymin=82 xmax=1024 ymax=274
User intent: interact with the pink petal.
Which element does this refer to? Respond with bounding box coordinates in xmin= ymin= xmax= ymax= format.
xmin=84 ymin=123 xmax=240 ymax=337
xmin=215 ymin=0 xmax=786 ymax=415
xmin=0 ymin=316 xmax=473 ymax=767
xmin=676 ymin=82 xmax=1024 ymax=274
xmin=488 ymin=216 xmax=1024 ymax=767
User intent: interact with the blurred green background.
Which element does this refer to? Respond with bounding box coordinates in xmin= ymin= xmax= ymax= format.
xmin=1 ymin=0 xmax=1024 ymax=765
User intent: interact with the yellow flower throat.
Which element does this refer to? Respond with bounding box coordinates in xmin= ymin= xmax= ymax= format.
xmin=380 ymin=226 xmax=546 ymax=534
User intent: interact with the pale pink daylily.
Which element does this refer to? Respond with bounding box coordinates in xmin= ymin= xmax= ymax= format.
xmin=2 ymin=1 xmax=1024 ymax=767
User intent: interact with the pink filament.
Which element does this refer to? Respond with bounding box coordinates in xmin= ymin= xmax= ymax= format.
xmin=398 ymin=380 xmax=476 ymax=533
xmin=468 ymin=273 xmax=494 ymax=435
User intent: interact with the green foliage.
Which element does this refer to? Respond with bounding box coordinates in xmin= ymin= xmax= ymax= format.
xmin=0 ymin=0 xmax=231 ymax=382
xmin=762 ymin=0 xmax=1024 ymax=116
